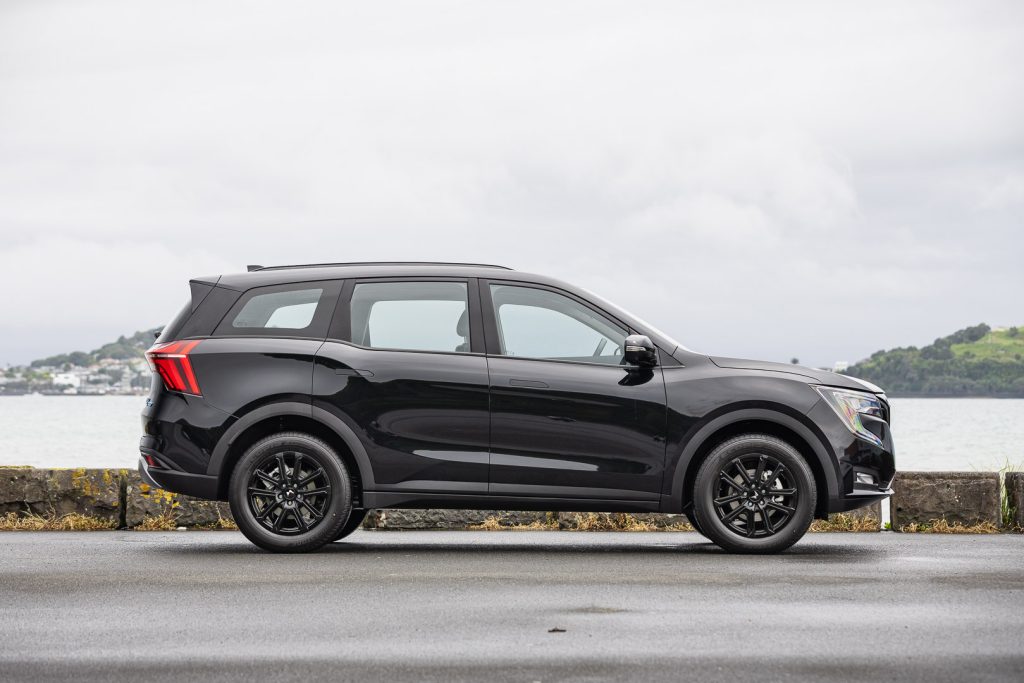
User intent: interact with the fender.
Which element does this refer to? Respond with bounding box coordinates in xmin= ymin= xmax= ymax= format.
xmin=664 ymin=407 xmax=840 ymax=513
xmin=206 ymin=401 xmax=376 ymax=490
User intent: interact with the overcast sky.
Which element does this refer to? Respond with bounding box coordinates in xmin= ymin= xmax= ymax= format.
xmin=1 ymin=1 xmax=1021 ymax=367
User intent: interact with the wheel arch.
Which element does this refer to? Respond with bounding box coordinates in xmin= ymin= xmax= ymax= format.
xmin=208 ymin=402 xmax=375 ymax=503
xmin=667 ymin=408 xmax=838 ymax=519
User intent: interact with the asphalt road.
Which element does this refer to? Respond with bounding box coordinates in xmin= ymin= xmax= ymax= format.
xmin=1 ymin=530 xmax=1022 ymax=682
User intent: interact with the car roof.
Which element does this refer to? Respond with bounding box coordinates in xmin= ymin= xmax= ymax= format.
xmin=207 ymin=262 xmax=557 ymax=290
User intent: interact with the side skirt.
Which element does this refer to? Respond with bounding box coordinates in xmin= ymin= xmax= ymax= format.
xmin=362 ymin=491 xmax=661 ymax=513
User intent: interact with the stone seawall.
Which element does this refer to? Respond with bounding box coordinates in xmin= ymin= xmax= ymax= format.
xmin=0 ymin=467 xmax=1017 ymax=530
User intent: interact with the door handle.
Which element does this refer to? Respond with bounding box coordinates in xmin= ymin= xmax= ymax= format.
xmin=509 ymin=378 xmax=548 ymax=388
xmin=335 ymin=369 xmax=374 ymax=377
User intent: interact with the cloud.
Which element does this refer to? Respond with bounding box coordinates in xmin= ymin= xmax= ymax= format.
xmin=0 ymin=238 xmax=231 ymax=365
xmin=981 ymin=174 xmax=1024 ymax=209
xmin=0 ymin=0 xmax=1022 ymax=366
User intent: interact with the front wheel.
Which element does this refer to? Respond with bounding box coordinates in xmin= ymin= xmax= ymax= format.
xmin=229 ymin=432 xmax=353 ymax=553
xmin=692 ymin=434 xmax=815 ymax=554
xmin=332 ymin=509 xmax=368 ymax=542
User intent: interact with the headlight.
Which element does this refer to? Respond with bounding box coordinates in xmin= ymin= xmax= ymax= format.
xmin=813 ymin=386 xmax=885 ymax=447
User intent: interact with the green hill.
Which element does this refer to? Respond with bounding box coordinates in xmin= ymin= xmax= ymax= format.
xmin=29 ymin=328 xmax=160 ymax=369
xmin=842 ymin=324 xmax=1024 ymax=397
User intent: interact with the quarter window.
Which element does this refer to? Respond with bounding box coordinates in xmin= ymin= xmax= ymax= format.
xmin=350 ymin=282 xmax=470 ymax=353
xmin=231 ymin=288 xmax=323 ymax=330
xmin=489 ymin=284 xmax=627 ymax=365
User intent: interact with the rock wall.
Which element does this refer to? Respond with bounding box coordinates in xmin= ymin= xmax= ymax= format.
xmin=1005 ymin=472 xmax=1024 ymax=530
xmin=0 ymin=467 xmax=1018 ymax=530
xmin=891 ymin=471 xmax=1001 ymax=528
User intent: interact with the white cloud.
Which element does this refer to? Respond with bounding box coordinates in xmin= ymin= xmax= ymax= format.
xmin=982 ymin=174 xmax=1024 ymax=209
xmin=0 ymin=0 xmax=1022 ymax=366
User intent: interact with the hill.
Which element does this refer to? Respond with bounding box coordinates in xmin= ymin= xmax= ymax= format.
xmin=29 ymin=328 xmax=160 ymax=369
xmin=842 ymin=324 xmax=1024 ymax=397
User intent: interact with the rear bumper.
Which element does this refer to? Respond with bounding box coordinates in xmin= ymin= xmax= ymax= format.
xmin=138 ymin=453 xmax=220 ymax=500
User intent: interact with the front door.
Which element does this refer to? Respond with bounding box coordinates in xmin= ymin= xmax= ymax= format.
xmin=313 ymin=279 xmax=490 ymax=494
xmin=482 ymin=282 xmax=667 ymax=502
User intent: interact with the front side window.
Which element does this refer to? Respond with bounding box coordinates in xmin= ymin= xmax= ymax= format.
xmin=489 ymin=284 xmax=627 ymax=365
xmin=350 ymin=281 xmax=470 ymax=353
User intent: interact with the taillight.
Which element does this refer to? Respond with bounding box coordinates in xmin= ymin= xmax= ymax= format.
xmin=146 ymin=340 xmax=202 ymax=396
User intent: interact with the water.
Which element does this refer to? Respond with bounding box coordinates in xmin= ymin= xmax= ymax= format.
xmin=0 ymin=396 xmax=1021 ymax=472
xmin=0 ymin=396 xmax=145 ymax=469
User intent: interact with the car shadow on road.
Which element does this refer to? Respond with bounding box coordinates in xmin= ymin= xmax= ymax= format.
xmin=141 ymin=532 xmax=885 ymax=562
xmin=322 ymin=539 xmax=882 ymax=561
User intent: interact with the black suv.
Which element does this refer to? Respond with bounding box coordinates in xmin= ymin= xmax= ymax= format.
xmin=140 ymin=262 xmax=894 ymax=553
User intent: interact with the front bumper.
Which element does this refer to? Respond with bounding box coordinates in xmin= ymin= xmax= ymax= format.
xmin=806 ymin=398 xmax=896 ymax=515
xmin=830 ymin=487 xmax=894 ymax=513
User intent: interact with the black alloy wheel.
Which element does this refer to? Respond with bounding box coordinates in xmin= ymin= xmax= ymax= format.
xmin=247 ymin=451 xmax=333 ymax=535
xmin=712 ymin=453 xmax=798 ymax=538
xmin=692 ymin=434 xmax=815 ymax=554
xmin=229 ymin=432 xmax=352 ymax=553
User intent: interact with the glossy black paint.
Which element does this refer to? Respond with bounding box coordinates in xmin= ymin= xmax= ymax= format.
xmin=140 ymin=263 xmax=894 ymax=518
xmin=487 ymin=356 xmax=666 ymax=501
xmin=313 ymin=342 xmax=491 ymax=494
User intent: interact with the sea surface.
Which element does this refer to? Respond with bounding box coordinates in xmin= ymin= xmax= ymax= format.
xmin=0 ymin=396 xmax=1021 ymax=472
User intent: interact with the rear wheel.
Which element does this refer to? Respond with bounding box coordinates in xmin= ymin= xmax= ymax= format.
xmin=229 ymin=432 xmax=352 ymax=553
xmin=332 ymin=509 xmax=368 ymax=542
xmin=692 ymin=434 xmax=815 ymax=554
xmin=683 ymin=512 xmax=706 ymax=537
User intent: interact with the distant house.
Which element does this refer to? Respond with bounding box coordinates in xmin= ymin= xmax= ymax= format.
xmin=52 ymin=372 xmax=81 ymax=388
xmin=832 ymin=361 xmax=849 ymax=373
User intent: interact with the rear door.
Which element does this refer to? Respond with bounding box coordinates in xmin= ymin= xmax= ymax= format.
xmin=481 ymin=281 xmax=668 ymax=502
xmin=313 ymin=278 xmax=491 ymax=494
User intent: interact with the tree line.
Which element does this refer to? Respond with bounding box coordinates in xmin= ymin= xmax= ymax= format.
xmin=841 ymin=324 xmax=1024 ymax=397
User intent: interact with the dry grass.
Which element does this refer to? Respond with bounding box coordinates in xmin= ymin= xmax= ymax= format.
xmin=193 ymin=516 xmax=238 ymax=531
xmin=0 ymin=511 xmax=117 ymax=531
xmin=133 ymin=513 xmax=180 ymax=531
xmin=469 ymin=513 xmax=693 ymax=532
xmin=810 ymin=514 xmax=881 ymax=532
xmin=0 ymin=509 xmax=239 ymax=531
xmin=469 ymin=516 xmax=559 ymax=531
xmin=899 ymin=519 xmax=1001 ymax=534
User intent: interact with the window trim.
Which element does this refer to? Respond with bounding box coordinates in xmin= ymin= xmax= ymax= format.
xmin=479 ymin=278 xmax=637 ymax=366
xmin=212 ymin=280 xmax=343 ymax=340
xmin=329 ymin=276 xmax=485 ymax=356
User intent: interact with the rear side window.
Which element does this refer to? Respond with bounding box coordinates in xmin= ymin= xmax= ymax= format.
xmin=233 ymin=289 xmax=322 ymax=329
xmin=350 ymin=281 xmax=470 ymax=353
xmin=214 ymin=282 xmax=340 ymax=338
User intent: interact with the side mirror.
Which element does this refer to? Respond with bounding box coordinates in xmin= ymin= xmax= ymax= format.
xmin=624 ymin=334 xmax=657 ymax=368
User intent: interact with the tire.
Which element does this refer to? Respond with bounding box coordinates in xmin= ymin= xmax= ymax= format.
xmin=692 ymin=434 xmax=815 ymax=554
xmin=229 ymin=432 xmax=353 ymax=553
xmin=332 ymin=509 xmax=368 ymax=542
xmin=683 ymin=512 xmax=707 ymax=538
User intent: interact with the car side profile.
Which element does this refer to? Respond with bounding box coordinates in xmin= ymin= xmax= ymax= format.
xmin=140 ymin=262 xmax=894 ymax=553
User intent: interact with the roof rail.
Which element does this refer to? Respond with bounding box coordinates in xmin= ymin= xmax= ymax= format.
xmin=250 ymin=261 xmax=512 ymax=271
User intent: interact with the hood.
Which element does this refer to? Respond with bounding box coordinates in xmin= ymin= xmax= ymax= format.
xmin=709 ymin=356 xmax=884 ymax=393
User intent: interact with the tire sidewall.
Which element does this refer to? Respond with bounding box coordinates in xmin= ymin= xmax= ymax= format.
xmin=332 ymin=508 xmax=369 ymax=542
xmin=693 ymin=435 xmax=816 ymax=554
xmin=229 ymin=433 xmax=352 ymax=553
